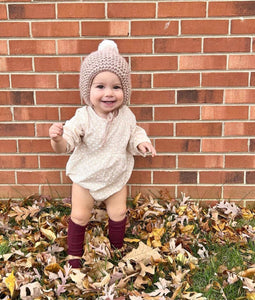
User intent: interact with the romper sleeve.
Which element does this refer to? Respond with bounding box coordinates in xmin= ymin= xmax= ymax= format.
xmin=127 ymin=108 xmax=151 ymax=156
xmin=63 ymin=107 xmax=86 ymax=153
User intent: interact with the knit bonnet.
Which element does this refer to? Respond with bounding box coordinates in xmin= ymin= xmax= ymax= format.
xmin=79 ymin=40 xmax=131 ymax=106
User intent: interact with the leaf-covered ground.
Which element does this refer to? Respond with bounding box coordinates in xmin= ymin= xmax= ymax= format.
xmin=1 ymin=192 xmax=255 ymax=299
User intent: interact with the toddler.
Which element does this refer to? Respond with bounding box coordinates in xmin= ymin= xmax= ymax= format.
xmin=49 ymin=40 xmax=156 ymax=268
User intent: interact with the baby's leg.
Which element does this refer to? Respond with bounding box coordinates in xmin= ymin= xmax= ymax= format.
xmin=68 ymin=183 xmax=94 ymax=268
xmin=105 ymin=185 xmax=127 ymax=249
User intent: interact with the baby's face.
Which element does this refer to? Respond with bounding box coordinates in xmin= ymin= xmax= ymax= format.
xmin=90 ymin=71 xmax=124 ymax=118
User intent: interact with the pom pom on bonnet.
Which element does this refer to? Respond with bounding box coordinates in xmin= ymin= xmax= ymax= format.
xmin=79 ymin=40 xmax=131 ymax=106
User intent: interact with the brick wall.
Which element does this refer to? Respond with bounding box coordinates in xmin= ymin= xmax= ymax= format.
xmin=0 ymin=1 xmax=255 ymax=204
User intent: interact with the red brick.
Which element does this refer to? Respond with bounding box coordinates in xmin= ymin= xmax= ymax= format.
xmin=0 ymin=186 xmax=39 ymax=200
xmin=9 ymin=4 xmax=55 ymax=19
xmin=225 ymin=122 xmax=255 ymax=136
xmin=0 ymin=155 xmax=38 ymax=168
xmin=202 ymin=72 xmax=248 ymax=87
xmin=200 ymin=171 xmax=244 ymax=184
xmin=131 ymin=74 xmax=151 ymax=88
xmin=131 ymin=90 xmax=175 ymax=105
xmin=0 ymin=108 xmax=12 ymax=121
xmin=0 ymin=75 xmax=9 ymax=88
xmin=246 ymin=172 xmax=255 ymax=184
xmin=0 ymin=140 xmax=17 ymax=153
xmin=58 ymin=3 xmax=104 ymax=18
xmin=134 ymin=155 xmax=176 ymax=169
xmin=176 ymin=123 xmax=222 ymax=137
xmin=0 ymin=171 xmax=15 ymax=184
xmin=182 ymin=20 xmax=228 ymax=35
xmin=117 ymin=39 xmax=152 ymax=54
xmin=14 ymin=107 xmax=58 ymax=121
xmin=132 ymin=21 xmax=178 ymax=36
xmin=232 ymin=19 xmax=255 ymax=34
xmin=0 ymin=4 xmax=7 ymax=19
xmin=209 ymin=1 xmax=255 ymax=17
xmin=0 ymin=123 xmax=34 ymax=137
xmin=40 ymin=155 xmax=68 ymax=168
xmin=155 ymin=107 xmax=200 ymax=121
xmin=223 ymin=186 xmax=255 ymax=200
xmin=177 ymin=186 xmax=222 ymax=200
xmin=249 ymin=107 xmax=255 ymax=119
xmin=0 ymin=91 xmax=34 ymax=105
xmin=10 ymin=40 xmax=56 ymax=55
xmin=155 ymin=139 xmax=200 ymax=153
xmin=0 ymin=40 xmax=7 ymax=54
xmin=202 ymin=139 xmax=248 ymax=152
xmin=60 ymin=107 xmax=78 ymax=121
xmin=132 ymin=56 xmax=177 ymax=71
xmin=17 ymin=171 xmax=61 ymax=184
xmin=154 ymin=171 xmax=197 ymax=184
xmin=202 ymin=106 xmax=248 ymax=120
xmin=108 ymin=3 xmax=155 ymax=18
xmin=12 ymin=75 xmax=56 ymax=89
xmin=137 ymin=122 xmax=173 ymax=137
xmin=32 ymin=22 xmax=79 ymax=37
xmin=36 ymin=91 xmax=80 ymax=105
xmin=0 ymin=57 xmax=32 ymax=71
xmin=62 ymin=172 xmax=72 ymax=184
xmin=19 ymin=140 xmax=52 ymax=153
xmin=58 ymin=39 xmax=152 ymax=55
xmin=155 ymin=38 xmax=201 ymax=53
xmin=251 ymin=72 xmax=255 ymax=86
xmin=130 ymin=185 xmax=176 ymax=199
xmin=250 ymin=140 xmax=255 ymax=152
xmin=36 ymin=124 xmax=51 ymax=137
xmin=41 ymin=185 xmax=72 ymax=199
xmin=225 ymin=155 xmax=255 ymax=168
xmin=154 ymin=73 xmax=200 ymax=88
xmin=180 ymin=55 xmax=226 ymax=70
xmin=58 ymin=39 xmax=99 ymax=55
xmin=225 ymin=89 xmax=255 ymax=104
xmin=178 ymin=155 xmax=223 ymax=169
xmin=158 ymin=2 xmax=206 ymax=18
xmin=82 ymin=21 xmax=129 ymax=37
xmin=0 ymin=22 xmax=29 ymax=37
xmin=229 ymin=55 xmax=255 ymax=69
xmin=204 ymin=37 xmax=251 ymax=53
xmin=34 ymin=57 xmax=81 ymax=72
xmin=59 ymin=74 xmax=79 ymax=89
xmin=128 ymin=170 xmax=151 ymax=184
xmin=130 ymin=107 xmax=153 ymax=121
xmin=177 ymin=90 xmax=223 ymax=104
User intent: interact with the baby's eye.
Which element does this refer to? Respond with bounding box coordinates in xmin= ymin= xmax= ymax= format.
xmin=96 ymin=85 xmax=104 ymax=89
xmin=113 ymin=85 xmax=122 ymax=89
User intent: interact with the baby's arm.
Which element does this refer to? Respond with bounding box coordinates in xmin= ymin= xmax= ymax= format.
xmin=137 ymin=142 xmax=157 ymax=157
xmin=49 ymin=123 xmax=67 ymax=153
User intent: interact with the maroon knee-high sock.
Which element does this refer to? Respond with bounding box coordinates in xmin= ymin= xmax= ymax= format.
xmin=67 ymin=218 xmax=87 ymax=268
xmin=108 ymin=217 xmax=126 ymax=249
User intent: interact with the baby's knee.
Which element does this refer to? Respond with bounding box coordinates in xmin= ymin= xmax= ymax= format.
xmin=71 ymin=211 xmax=91 ymax=226
xmin=107 ymin=207 xmax=127 ymax=222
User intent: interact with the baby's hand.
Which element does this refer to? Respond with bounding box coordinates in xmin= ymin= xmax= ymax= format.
xmin=49 ymin=123 xmax=64 ymax=141
xmin=138 ymin=142 xmax=156 ymax=157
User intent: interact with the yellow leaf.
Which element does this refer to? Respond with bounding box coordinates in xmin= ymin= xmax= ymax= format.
xmin=4 ymin=270 xmax=16 ymax=297
xmin=247 ymin=292 xmax=255 ymax=300
xmin=40 ymin=227 xmax=56 ymax=242
xmin=133 ymin=192 xmax=141 ymax=206
xmin=177 ymin=205 xmax=187 ymax=216
xmin=45 ymin=263 xmax=64 ymax=274
xmin=242 ymin=208 xmax=254 ymax=220
xmin=124 ymin=237 xmax=140 ymax=243
xmin=180 ymin=224 xmax=195 ymax=235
